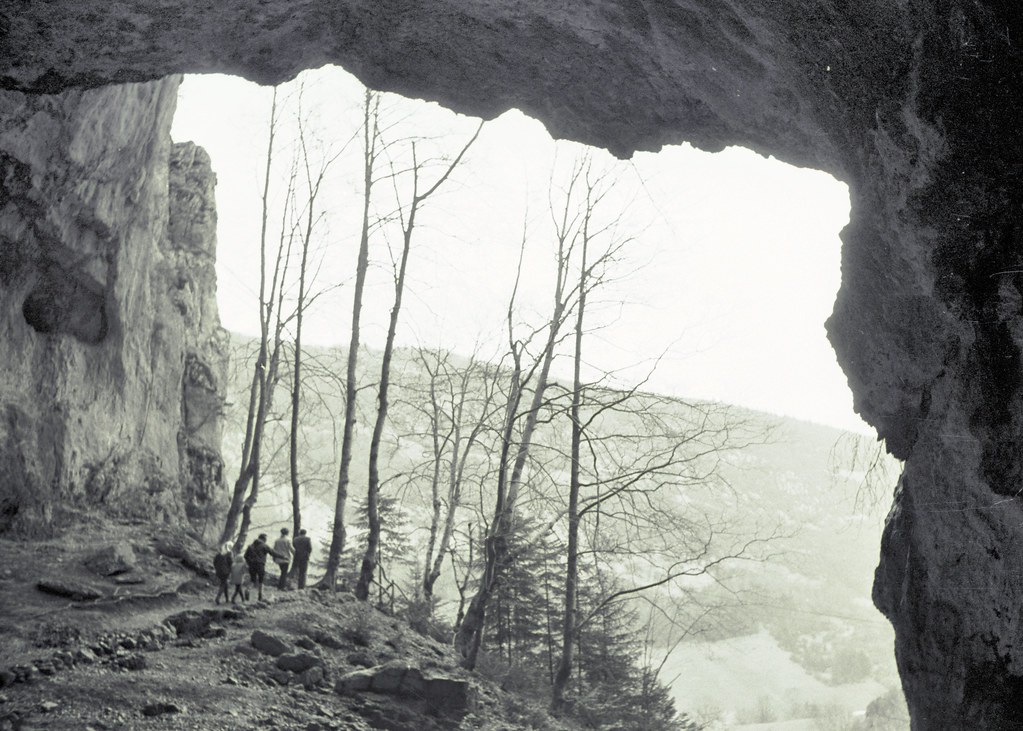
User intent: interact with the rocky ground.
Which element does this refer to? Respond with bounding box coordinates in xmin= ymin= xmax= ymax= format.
xmin=0 ymin=519 xmax=575 ymax=731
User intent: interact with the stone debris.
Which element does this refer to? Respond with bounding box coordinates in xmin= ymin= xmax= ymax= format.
xmin=251 ymin=630 xmax=291 ymax=657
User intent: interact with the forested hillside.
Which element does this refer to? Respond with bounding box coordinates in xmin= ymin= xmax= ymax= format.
xmin=221 ymin=335 xmax=905 ymax=729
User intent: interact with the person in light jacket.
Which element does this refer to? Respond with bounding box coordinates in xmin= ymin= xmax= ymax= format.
xmin=273 ymin=528 xmax=295 ymax=590
xmin=228 ymin=549 xmax=249 ymax=604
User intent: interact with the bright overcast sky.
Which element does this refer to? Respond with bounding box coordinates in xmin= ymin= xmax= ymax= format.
xmin=171 ymin=66 xmax=867 ymax=434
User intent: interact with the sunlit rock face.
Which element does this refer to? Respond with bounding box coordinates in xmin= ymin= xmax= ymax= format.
xmin=2 ymin=1 xmax=1023 ymax=726
xmin=0 ymin=79 xmax=228 ymax=539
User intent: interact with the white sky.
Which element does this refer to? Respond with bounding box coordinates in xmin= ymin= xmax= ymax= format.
xmin=171 ymin=66 xmax=868 ymax=434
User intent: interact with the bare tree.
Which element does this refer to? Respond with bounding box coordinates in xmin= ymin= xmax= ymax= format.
xmin=288 ymin=93 xmax=348 ymax=537
xmin=355 ymin=122 xmax=484 ymax=601
xmin=321 ymin=89 xmax=381 ymax=589
xmin=220 ymin=88 xmax=300 ymax=549
xmin=390 ymin=347 xmax=503 ymax=607
xmin=455 ymin=198 xmax=582 ymax=668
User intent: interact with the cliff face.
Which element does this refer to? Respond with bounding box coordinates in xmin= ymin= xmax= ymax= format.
xmin=0 ymin=80 xmax=227 ymax=539
xmin=2 ymin=1 xmax=1023 ymax=726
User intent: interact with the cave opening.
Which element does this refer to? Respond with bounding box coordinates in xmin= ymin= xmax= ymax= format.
xmin=21 ymin=267 xmax=108 ymax=344
xmin=172 ymin=66 xmax=903 ymax=723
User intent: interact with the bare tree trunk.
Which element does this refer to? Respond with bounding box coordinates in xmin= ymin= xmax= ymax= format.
xmin=456 ymin=235 xmax=572 ymax=668
xmin=289 ymin=102 xmax=332 ymax=538
xmin=356 ymin=125 xmax=482 ymax=601
xmin=420 ymin=355 xmax=450 ymax=601
xmin=418 ymin=354 xmax=497 ymax=606
xmin=552 ymin=201 xmax=589 ymax=710
xmin=322 ymin=90 xmax=379 ymax=590
xmin=354 ymin=193 xmax=412 ymax=600
xmin=221 ymin=88 xmax=279 ymax=547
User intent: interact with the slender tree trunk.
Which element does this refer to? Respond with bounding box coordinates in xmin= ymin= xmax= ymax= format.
xmin=424 ymin=430 xmax=459 ymax=600
xmin=289 ymin=142 xmax=318 ymax=537
xmin=355 ymin=194 xmax=415 ymax=601
xmin=456 ymin=295 xmax=567 ymax=668
xmin=357 ymin=126 xmax=481 ymax=600
xmin=421 ymin=365 xmax=447 ymax=600
xmin=323 ymin=90 xmax=378 ymax=590
xmin=552 ymin=218 xmax=589 ymax=710
xmin=424 ymin=357 xmax=493 ymax=605
xmin=221 ymin=89 xmax=279 ymax=546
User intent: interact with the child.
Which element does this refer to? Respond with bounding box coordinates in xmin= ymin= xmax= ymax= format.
xmin=229 ymin=550 xmax=249 ymax=604
xmin=213 ymin=543 xmax=232 ymax=605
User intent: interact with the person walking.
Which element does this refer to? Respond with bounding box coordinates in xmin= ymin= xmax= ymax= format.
xmin=292 ymin=529 xmax=313 ymax=589
xmin=273 ymin=528 xmax=294 ymax=590
xmin=243 ymin=534 xmax=280 ymax=601
xmin=213 ymin=543 xmax=232 ymax=604
xmin=228 ymin=549 xmax=249 ymax=604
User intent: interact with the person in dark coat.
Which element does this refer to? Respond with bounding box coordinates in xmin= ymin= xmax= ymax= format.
xmin=292 ymin=529 xmax=313 ymax=589
xmin=213 ymin=543 xmax=232 ymax=604
xmin=243 ymin=534 xmax=281 ymax=601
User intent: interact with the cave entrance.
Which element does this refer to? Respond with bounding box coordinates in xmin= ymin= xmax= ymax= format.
xmin=173 ymin=65 xmax=902 ymax=725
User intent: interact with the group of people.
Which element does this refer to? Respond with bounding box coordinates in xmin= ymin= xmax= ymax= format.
xmin=213 ymin=527 xmax=314 ymax=604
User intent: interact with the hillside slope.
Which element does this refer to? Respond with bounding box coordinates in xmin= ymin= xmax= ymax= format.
xmin=0 ymin=519 xmax=579 ymax=731
xmin=222 ymin=336 xmax=904 ymax=727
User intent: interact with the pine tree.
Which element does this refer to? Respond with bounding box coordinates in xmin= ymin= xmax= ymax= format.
xmin=481 ymin=512 xmax=564 ymax=685
xmin=571 ymin=565 xmax=704 ymax=731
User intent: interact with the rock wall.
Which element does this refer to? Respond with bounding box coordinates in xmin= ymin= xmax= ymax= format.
xmin=2 ymin=1 xmax=1023 ymax=727
xmin=0 ymin=80 xmax=227 ymax=539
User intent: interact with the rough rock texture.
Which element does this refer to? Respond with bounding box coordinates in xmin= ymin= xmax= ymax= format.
xmin=168 ymin=142 xmax=230 ymax=535
xmin=2 ymin=2 xmax=1023 ymax=727
xmin=336 ymin=660 xmax=475 ymax=717
xmin=0 ymin=78 xmax=228 ymax=538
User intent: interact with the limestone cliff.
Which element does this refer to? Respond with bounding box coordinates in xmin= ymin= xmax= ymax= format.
xmin=0 ymin=79 xmax=227 ymax=539
xmin=2 ymin=1 xmax=1023 ymax=727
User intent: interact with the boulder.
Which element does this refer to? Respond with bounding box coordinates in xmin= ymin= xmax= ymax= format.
xmin=36 ymin=579 xmax=103 ymax=602
xmin=83 ymin=542 xmax=136 ymax=576
xmin=346 ymin=651 xmax=375 ymax=668
xmin=276 ymin=653 xmax=319 ymax=674
xmin=268 ymin=667 xmax=291 ymax=686
xmin=423 ymin=675 xmax=475 ymax=716
xmin=74 ymin=648 xmax=98 ymax=665
xmin=154 ymin=536 xmax=213 ymax=578
xmin=299 ymin=666 xmax=325 ymax=690
xmin=141 ymin=702 xmax=183 ymax=717
xmin=114 ymin=653 xmax=147 ymax=671
xmin=251 ymin=630 xmax=290 ymax=657
xmin=165 ymin=610 xmax=212 ymax=638
xmin=233 ymin=643 xmax=260 ymax=658
xmin=334 ymin=661 xmax=474 ymax=716
xmin=165 ymin=607 xmax=243 ymax=639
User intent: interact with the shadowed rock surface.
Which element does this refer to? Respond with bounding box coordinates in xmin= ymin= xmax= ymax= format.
xmin=2 ymin=2 xmax=1023 ymax=727
xmin=0 ymin=79 xmax=228 ymax=541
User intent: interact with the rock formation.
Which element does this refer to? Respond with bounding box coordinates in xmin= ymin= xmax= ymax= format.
xmin=1 ymin=1 xmax=1022 ymax=727
xmin=0 ymin=78 xmax=227 ymax=539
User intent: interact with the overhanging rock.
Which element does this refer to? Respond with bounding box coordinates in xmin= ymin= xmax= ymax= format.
xmin=3 ymin=2 xmax=1023 ymax=727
